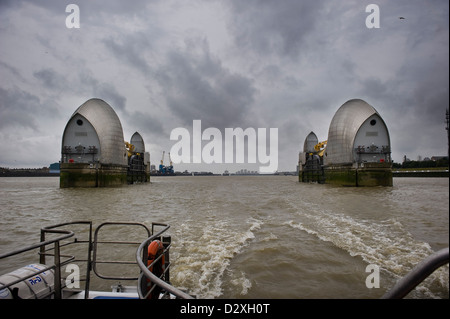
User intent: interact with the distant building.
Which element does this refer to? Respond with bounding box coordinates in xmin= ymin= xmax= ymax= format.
xmin=49 ymin=162 xmax=60 ymax=174
xmin=431 ymin=156 xmax=447 ymax=161
xmin=303 ymin=131 xmax=319 ymax=153
xmin=60 ymin=98 xmax=149 ymax=187
xmin=127 ymin=132 xmax=150 ymax=184
xmin=324 ymin=99 xmax=391 ymax=166
xmin=298 ymin=131 xmax=323 ymax=183
xmin=299 ymin=99 xmax=392 ymax=186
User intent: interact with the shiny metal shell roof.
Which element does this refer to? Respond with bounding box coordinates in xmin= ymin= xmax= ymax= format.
xmin=70 ymin=98 xmax=127 ymax=165
xmin=324 ymin=99 xmax=381 ymax=165
xmin=130 ymin=132 xmax=145 ymax=154
xmin=303 ymin=131 xmax=318 ymax=153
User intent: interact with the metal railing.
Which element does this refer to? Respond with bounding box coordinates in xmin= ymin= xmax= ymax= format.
xmin=382 ymin=247 xmax=449 ymax=299
xmin=92 ymin=222 xmax=151 ymax=281
xmin=39 ymin=221 xmax=93 ymax=299
xmin=136 ymin=223 xmax=194 ymax=299
xmin=1 ymin=220 xmax=191 ymax=299
xmin=0 ymin=221 xmax=84 ymax=299
xmin=3 ymin=221 xmax=446 ymax=300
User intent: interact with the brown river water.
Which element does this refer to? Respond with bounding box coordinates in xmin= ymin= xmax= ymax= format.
xmin=0 ymin=176 xmax=448 ymax=298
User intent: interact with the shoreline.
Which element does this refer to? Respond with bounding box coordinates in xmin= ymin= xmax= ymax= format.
xmin=1 ymin=171 xmax=448 ymax=178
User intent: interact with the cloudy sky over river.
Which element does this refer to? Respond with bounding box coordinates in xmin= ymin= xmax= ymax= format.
xmin=0 ymin=0 xmax=448 ymax=172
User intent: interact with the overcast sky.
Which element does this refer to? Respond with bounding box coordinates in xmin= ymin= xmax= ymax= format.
xmin=0 ymin=0 xmax=448 ymax=173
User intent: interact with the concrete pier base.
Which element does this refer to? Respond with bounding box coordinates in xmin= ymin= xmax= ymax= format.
xmin=323 ymin=163 xmax=392 ymax=187
xmin=60 ymin=163 xmax=127 ymax=188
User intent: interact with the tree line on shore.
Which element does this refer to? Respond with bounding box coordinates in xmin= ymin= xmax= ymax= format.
xmin=392 ymin=157 xmax=448 ymax=169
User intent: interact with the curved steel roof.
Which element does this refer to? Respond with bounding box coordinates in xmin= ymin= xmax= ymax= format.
xmin=71 ymin=98 xmax=127 ymax=165
xmin=303 ymin=131 xmax=318 ymax=153
xmin=324 ymin=99 xmax=379 ymax=165
xmin=130 ymin=132 xmax=145 ymax=154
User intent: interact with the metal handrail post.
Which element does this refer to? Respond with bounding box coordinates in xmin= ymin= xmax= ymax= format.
xmin=40 ymin=229 xmax=46 ymax=264
xmin=84 ymin=222 xmax=93 ymax=299
xmin=53 ymin=241 xmax=62 ymax=299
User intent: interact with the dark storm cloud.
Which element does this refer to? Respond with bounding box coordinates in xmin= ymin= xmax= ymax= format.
xmin=225 ymin=0 xmax=324 ymax=59
xmin=0 ymin=61 xmax=24 ymax=81
xmin=0 ymin=0 xmax=448 ymax=169
xmin=33 ymin=68 xmax=67 ymax=91
xmin=0 ymin=86 xmax=59 ymax=131
xmin=354 ymin=1 xmax=449 ymax=133
xmin=156 ymin=38 xmax=257 ymax=129
xmin=0 ymin=87 xmax=40 ymax=131
xmin=0 ymin=0 xmax=152 ymax=17
xmin=397 ymin=60 xmax=448 ymax=127
xmin=103 ymin=33 xmax=154 ymax=75
xmin=122 ymin=109 xmax=165 ymax=140
xmin=76 ymin=71 xmax=127 ymax=112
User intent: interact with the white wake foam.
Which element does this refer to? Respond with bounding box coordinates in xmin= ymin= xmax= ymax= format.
xmin=171 ymin=217 xmax=262 ymax=298
xmin=285 ymin=210 xmax=449 ymax=298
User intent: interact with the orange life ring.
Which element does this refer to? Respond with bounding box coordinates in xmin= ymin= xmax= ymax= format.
xmin=146 ymin=240 xmax=165 ymax=299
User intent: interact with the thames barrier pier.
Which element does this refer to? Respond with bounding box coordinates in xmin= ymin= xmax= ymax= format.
xmin=60 ymin=98 xmax=150 ymax=187
xmin=299 ymin=99 xmax=393 ymax=186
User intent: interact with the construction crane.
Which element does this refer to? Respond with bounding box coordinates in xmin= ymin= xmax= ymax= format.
xmin=158 ymin=151 xmax=174 ymax=175
xmin=166 ymin=152 xmax=174 ymax=174
xmin=159 ymin=151 xmax=166 ymax=174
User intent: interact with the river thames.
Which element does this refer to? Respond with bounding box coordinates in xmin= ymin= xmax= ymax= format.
xmin=0 ymin=176 xmax=448 ymax=298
